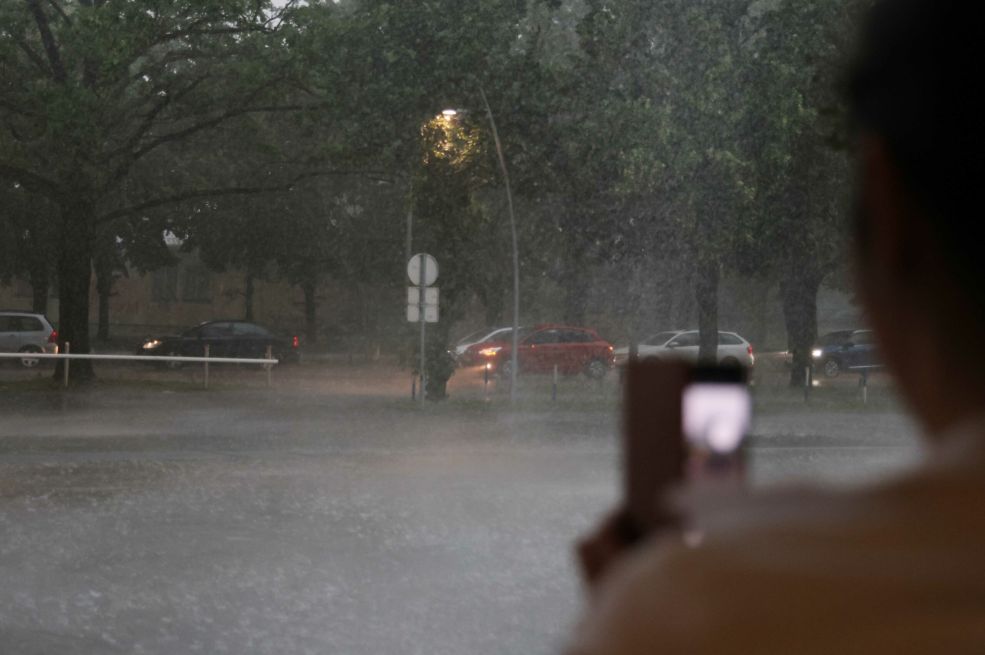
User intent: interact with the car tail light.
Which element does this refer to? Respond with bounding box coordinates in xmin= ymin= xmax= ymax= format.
xmin=48 ymin=330 xmax=58 ymax=344
xmin=292 ymin=335 xmax=299 ymax=349
xmin=747 ymin=345 xmax=754 ymax=356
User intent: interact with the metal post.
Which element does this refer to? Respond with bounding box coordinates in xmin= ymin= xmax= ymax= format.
xmin=203 ymin=344 xmax=210 ymax=389
xmin=411 ymin=376 xmax=417 ymax=400
xmin=63 ymin=342 xmax=70 ymax=388
xmin=405 ymin=207 xmax=413 ymax=265
xmin=861 ymin=371 xmax=869 ymax=405
xmin=484 ymin=363 xmax=490 ymax=395
xmin=265 ymin=345 xmax=273 ymax=389
xmin=479 ymin=86 xmax=520 ymax=404
xmin=552 ymin=364 xmax=558 ymax=402
xmin=418 ymin=253 xmax=427 ymax=404
xmin=804 ymin=365 xmax=811 ymax=403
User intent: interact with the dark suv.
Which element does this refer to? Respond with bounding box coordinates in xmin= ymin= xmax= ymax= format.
xmin=812 ymin=329 xmax=882 ymax=378
xmin=490 ymin=325 xmax=614 ymax=379
xmin=138 ymin=320 xmax=300 ymax=367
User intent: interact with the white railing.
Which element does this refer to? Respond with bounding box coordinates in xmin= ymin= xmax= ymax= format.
xmin=0 ymin=343 xmax=279 ymax=389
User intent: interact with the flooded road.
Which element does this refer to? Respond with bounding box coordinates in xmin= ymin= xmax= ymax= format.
xmin=0 ymin=378 xmax=919 ymax=654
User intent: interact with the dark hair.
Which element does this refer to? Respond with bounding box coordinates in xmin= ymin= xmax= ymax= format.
xmin=849 ymin=0 xmax=985 ymax=298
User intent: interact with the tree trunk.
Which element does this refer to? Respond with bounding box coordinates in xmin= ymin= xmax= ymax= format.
xmin=302 ymin=278 xmax=317 ymax=345
xmin=781 ymin=271 xmax=821 ymax=387
xmin=695 ymin=259 xmax=720 ymax=364
xmin=95 ymin=259 xmax=113 ymax=341
xmin=244 ymin=273 xmax=255 ymax=321
xmin=424 ymin=321 xmax=454 ymax=401
xmin=29 ymin=265 xmax=48 ymax=315
xmin=563 ymin=256 xmax=589 ymax=326
xmin=54 ymin=199 xmax=95 ymax=382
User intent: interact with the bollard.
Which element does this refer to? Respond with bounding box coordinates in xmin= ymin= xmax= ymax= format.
xmin=552 ymin=364 xmax=558 ymax=402
xmin=483 ymin=363 xmax=490 ymax=395
xmin=63 ymin=342 xmax=71 ymax=388
xmin=265 ymin=345 xmax=273 ymax=388
xmin=203 ymin=344 xmax=210 ymax=390
xmin=860 ymin=371 xmax=869 ymax=405
xmin=804 ymin=365 xmax=811 ymax=403
xmin=411 ymin=376 xmax=417 ymax=401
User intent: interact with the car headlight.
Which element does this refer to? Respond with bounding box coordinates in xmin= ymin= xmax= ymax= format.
xmin=478 ymin=347 xmax=502 ymax=357
xmin=812 ymin=349 xmax=823 ymax=359
xmin=142 ymin=339 xmax=163 ymax=350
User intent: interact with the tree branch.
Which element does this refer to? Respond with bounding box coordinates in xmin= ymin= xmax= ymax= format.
xmin=96 ymin=170 xmax=395 ymax=224
xmin=15 ymin=38 xmax=52 ymax=77
xmin=46 ymin=0 xmax=71 ymax=23
xmin=25 ymin=0 xmax=67 ymax=83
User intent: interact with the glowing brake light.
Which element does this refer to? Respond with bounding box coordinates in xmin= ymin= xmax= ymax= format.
xmin=48 ymin=330 xmax=58 ymax=344
xmin=292 ymin=335 xmax=299 ymax=349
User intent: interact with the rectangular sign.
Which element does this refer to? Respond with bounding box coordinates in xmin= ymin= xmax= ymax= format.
xmin=406 ymin=303 xmax=439 ymax=323
xmin=407 ymin=287 xmax=439 ymax=305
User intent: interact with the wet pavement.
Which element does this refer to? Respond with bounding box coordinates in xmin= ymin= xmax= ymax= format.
xmin=0 ymin=373 xmax=921 ymax=654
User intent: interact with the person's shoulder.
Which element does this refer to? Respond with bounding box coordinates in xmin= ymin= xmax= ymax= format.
xmin=572 ymin=470 xmax=985 ymax=655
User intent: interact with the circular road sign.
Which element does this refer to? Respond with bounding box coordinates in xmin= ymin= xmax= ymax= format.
xmin=407 ymin=253 xmax=438 ymax=286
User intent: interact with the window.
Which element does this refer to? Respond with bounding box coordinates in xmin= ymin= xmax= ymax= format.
xmin=852 ymin=330 xmax=875 ymax=345
xmin=528 ymin=329 xmax=560 ymax=345
xmin=13 ymin=317 xmax=42 ymax=332
xmin=719 ymin=333 xmax=743 ymax=346
xmin=182 ymin=267 xmax=212 ymax=303
xmin=151 ymin=267 xmax=178 ymax=302
xmin=232 ymin=322 xmax=270 ymax=337
xmin=198 ymin=322 xmax=232 ymax=338
xmin=669 ymin=332 xmax=701 ymax=347
xmin=644 ymin=332 xmax=679 ymax=346
xmin=561 ymin=330 xmax=593 ymax=343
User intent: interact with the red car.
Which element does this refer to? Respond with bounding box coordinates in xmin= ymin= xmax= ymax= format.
xmin=484 ymin=325 xmax=615 ymax=379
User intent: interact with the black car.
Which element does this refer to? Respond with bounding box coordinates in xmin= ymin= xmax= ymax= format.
xmin=138 ymin=320 xmax=300 ymax=367
xmin=812 ymin=329 xmax=882 ymax=378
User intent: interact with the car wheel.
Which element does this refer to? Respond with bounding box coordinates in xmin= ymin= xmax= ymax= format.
xmin=585 ymin=359 xmax=608 ymax=380
xmin=721 ymin=357 xmax=740 ymax=367
xmin=822 ymin=358 xmax=841 ymax=378
xmin=18 ymin=346 xmax=42 ymax=369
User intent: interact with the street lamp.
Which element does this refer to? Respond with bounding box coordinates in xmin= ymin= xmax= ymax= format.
xmin=414 ymin=102 xmax=521 ymax=402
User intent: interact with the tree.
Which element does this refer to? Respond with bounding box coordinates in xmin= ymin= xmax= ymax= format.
xmin=0 ymin=0 xmax=310 ymax=380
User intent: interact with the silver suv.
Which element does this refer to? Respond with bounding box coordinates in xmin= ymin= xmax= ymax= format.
xmin=0 ymin=311 xmax=57 ymax=368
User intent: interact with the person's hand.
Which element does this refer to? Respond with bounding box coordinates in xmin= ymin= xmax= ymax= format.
xmin=576 ymin=505 xmax=680 ymax=592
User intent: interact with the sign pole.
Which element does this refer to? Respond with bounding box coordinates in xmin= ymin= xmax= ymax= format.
xmin=419 ymin=253 xmax=427 ymax=403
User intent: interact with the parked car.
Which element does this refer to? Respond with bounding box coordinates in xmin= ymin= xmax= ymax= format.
xmin=613 ymin=330 xmax=755 ymax=368
xmin=487 ymin=325 xmax=614 ymax=379
xmin=0 ymin=310 xmax=57 ymax=368
xmin=812 ymin=329 xmax=881 ymax=378
xmin=138 ymin=320 xmax=300 ymax=368
xmin=453 ymin=327 xmax=515 ymax=365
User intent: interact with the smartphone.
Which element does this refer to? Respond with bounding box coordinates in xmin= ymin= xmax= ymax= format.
xmin=623 ymin=361 xmax=750 ymax=536
xmin=682 ymin=365 xmax=750 ymax=482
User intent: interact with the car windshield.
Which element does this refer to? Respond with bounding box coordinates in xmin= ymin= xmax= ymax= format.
xmin=0 ymin=3 xmax=914 ymax=654
xmin=457 ymin=328 xmax=494 ymax=345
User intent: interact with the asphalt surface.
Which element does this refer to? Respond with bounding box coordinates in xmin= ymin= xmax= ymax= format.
xmin=0 ymin=367 xmax=921 ymax=654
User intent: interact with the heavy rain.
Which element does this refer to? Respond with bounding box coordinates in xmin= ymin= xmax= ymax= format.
xmin=0 ymin=1 xmax=941 ymax=653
